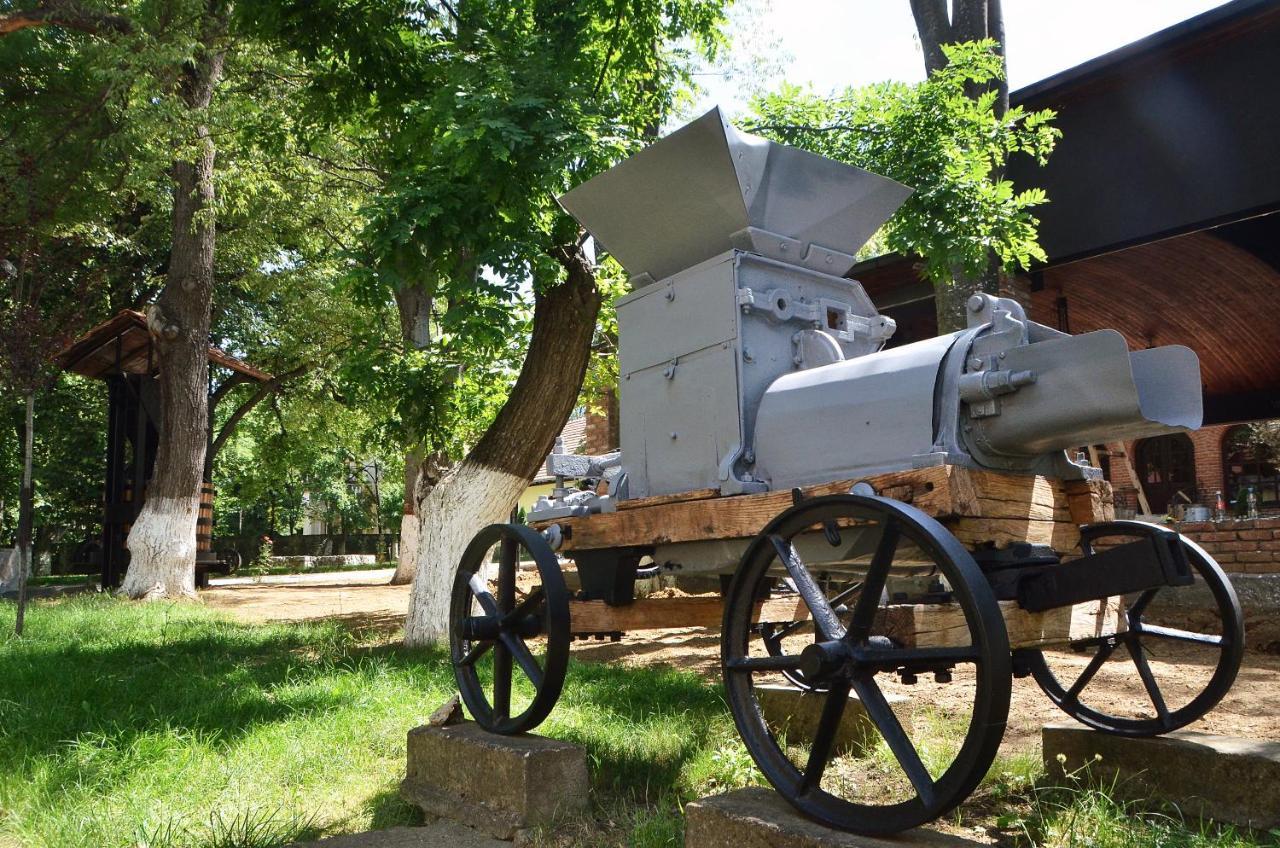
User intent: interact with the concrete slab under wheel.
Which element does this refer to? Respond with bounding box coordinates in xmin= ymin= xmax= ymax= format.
xmin=1043 ymin=722 xmax=1280 ymax=831
xmin=756 ymin=684 xmax=912 ymax=756
xmin=685 ymin=787 xmax=985 ymax=847
xmin=286 ymin=822 xmax=507 ymax=847
xmin=400 ymin=721 xmax=589 ymax=840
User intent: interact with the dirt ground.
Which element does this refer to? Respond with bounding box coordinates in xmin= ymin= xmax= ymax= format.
xmin=200 ymin=575 xmax=1280 ymax=752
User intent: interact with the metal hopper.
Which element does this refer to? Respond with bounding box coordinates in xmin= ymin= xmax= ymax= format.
xmin=558 ymin=107 xmax=913 ymax=282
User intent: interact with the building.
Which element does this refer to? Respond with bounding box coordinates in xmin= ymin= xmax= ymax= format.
xmin=855 ymin=0 xmax=1280 ymax=518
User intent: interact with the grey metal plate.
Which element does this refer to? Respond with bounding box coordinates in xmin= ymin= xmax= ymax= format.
xmin=977 ymin=330 xmax=1202 ymax=454
xmin=558 ymin=107 xmax=911 ymax=283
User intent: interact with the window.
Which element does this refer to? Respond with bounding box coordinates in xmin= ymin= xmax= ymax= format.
xmin=1222 ymin=426 xmax=1280 ymax=512
xmin=1134 ymin=433 xmax=1196 ymax=513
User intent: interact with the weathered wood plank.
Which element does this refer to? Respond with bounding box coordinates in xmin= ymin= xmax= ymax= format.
xmin=566 ymin=595 xmax=1125 ymax=650
xmin=616 ymin=487 xmax=720 ymax=510
xmin=539 ymin=466 xmax=1110 ymax=553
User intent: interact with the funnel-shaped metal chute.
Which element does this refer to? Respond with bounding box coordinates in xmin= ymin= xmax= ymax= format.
xmin=972 ymin=330 xmax=1203 ymax=455
xmin=558 ymin=108 xmax=912 ymax=282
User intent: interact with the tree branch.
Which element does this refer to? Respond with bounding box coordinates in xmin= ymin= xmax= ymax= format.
xmin=209 ymin=370 xmax=251 ymax=412
xmin=0 ymin=1 xmax=134 ymax=37
xmin=209 ymin=362 xmax=312 ymax=461
xmin=908 ymin=0 xmax=952 ymax=76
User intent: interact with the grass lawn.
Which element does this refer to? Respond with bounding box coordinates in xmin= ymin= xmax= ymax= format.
xmin=0 ymin=597 xmax=1275 ymax=848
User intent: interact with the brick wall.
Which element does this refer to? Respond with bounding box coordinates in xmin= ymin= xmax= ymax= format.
xmin=582 ymin=389 xmax=619 ymax=455
xmin=1105 ymin=424 xmax=1234 ymax=514
xmin=1170 ymin=516 xmax=1280 ymax=574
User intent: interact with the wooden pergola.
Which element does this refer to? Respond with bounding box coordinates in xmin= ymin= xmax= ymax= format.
xmin=56 ymin=310 xmax=270 ymax=588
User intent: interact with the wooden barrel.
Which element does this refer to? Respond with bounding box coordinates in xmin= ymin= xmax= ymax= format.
xmin=120 ymin=482 xmax=140 ymax=538
xmin=197 ymin=483 xmax=214 ymax=552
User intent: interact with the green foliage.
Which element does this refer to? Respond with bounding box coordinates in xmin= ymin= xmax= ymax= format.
xmin=241 ymin=0 xmax=729 ymax=455
xmin=0 ymin=377 xmax=105 ymax=550
xmin=750 ymin=41 xmax=1060 ymax=285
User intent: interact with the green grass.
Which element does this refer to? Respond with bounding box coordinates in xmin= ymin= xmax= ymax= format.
xmin=0 ymin=597 xmax=1276 ymax=848
xmin=25 ymin=573 xmax=97 ymax=587
xmin=0 ymin=597 xmax=746 ymax=848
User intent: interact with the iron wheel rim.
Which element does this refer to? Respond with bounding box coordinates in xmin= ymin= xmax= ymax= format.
xmin=1027 ymin=526 xmax=1244 ymax=737
xmin=450 ymin=523 xmax=570 ymax=734
xmin=722 ymin=494 xmax=1011 ymax=835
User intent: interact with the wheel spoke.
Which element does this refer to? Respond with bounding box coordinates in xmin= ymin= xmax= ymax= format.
xmin=851 ymin=675 xmax=936 ymax=808
xmin=1136 ymin=623 xmax=1223 ymax=647
xmin=456 ymin=639 xmax=494 ymax=667
xmin=727 ymin=654 xmax=806 ymax=673
xmin=500 ymin=632 xmax=545 ymax=690
xmin=846 ymin=520 xmax=899 ymax=643
xmin=498 ymin=537 xmax=518 ymax=611
xmin=1127 ymin=639 xmax=1171 ymax=727
xmin=769 ymin=581 xmax=863 ymax=641
xmin=502 ymin=586 xmax=545 ymax=626
xmin=1126 ymin=587 xmax=1159 ymax=622
xmin=1064 ymin=640 xmax=1118 ymax=704
xmin=468 ymin=574 xmax=501 ymax=617
xmin=492 ymin=641 xmax=513 ymax=719
xmin=770 ymin=535 xmax=844 ymax=640
xmin=798 ymin=680 xmax=850 ymax=793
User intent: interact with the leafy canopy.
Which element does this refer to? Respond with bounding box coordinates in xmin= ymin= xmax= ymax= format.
xmin=750 ymin=41 xmax=1060 ymax=284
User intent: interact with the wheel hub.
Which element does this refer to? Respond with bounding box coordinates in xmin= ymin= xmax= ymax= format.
xmin=799 ymin=639 xmax=854 ymax=682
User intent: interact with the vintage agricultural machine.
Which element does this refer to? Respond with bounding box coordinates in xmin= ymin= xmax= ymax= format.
xmin=448 ymin=109 xmax=1244 ymax=834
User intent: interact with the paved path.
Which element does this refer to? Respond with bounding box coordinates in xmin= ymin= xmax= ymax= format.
xmin=209 ymin=568 xmax=396 ymax=587
xmin=202 ymin=570 xmax=408 ymax=626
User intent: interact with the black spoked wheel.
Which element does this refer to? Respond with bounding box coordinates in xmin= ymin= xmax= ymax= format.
xmin=722 ymin=494 xmax=1011 ymax=835
xmin=1027 ymin=522 xmax=1244 ymax=736
xmin=450 ymin=523 xmax=570 ymax=735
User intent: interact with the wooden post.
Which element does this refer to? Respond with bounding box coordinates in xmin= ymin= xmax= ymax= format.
xmin=1109 ymin=442 xmax=1151 ymax=515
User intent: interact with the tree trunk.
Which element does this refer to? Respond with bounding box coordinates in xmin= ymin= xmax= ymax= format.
xmin=388 ymin=279 xmax=434 ymax=585
xmin=908 ymin=0 xmax=1014 ymax=334
xmin=14 ymin=392 xmax=33 ymax=635
xmin=404 ymin=243 xmax=602 ymax=646
xmin=121 ymin=31 xmax=225 ymax=600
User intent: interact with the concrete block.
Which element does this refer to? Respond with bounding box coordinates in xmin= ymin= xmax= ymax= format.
xmin=400 ymin=721 xmax=589 ymax=840
xmin=1043 ymin=722 xmax=1280 ymax=830
xmin=270 ymin=555 xmax=315 ymax=571
xmin=755 ymin=685 xmax=912 ymax=756
xmin=315 ymin=554 xmax=377 ymax=567
xmin=685 ymin=787 xmax=984 ymax=847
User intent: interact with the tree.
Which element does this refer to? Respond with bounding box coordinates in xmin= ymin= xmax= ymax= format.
xmin=907 ymin=0 xmax=1016 ymax=330
xmin=750 ymin=42 xmax=1059 ymax=333
xmin=243 ymin=0 xmax=725 ymax=642
xmin=2 ymin=1 xmax=374 ymax=598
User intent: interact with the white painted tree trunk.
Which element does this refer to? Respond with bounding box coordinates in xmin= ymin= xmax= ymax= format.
xmin=404 ymin=461 xmax=528 ymax=646
xmin=119 ymin=496 xmax=200 ymax=600
xmin=393 ymin=512 xmax=419 ymax=584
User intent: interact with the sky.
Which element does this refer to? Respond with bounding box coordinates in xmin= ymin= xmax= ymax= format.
xmin=690 ymin=0 xmax=1234 ymax=119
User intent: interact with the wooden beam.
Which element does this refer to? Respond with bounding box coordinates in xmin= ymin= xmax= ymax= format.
xmin=1110 ymin=442 xmax=1151 ymax=515
xmin=566 ymin=595 xmax=1126 ymax=651
xmin=539 ymin=465 xmax=1109 ymax=553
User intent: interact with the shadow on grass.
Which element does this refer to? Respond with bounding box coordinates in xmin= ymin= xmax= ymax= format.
xmin=0 ymin=597 xmax=449 ymax=783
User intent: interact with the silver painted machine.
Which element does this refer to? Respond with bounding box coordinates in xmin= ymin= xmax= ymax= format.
xmin=453 ymin=109 xmax=1241 ymax=835
xmin=534 ymin=107 xmax=1201 ymax=519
